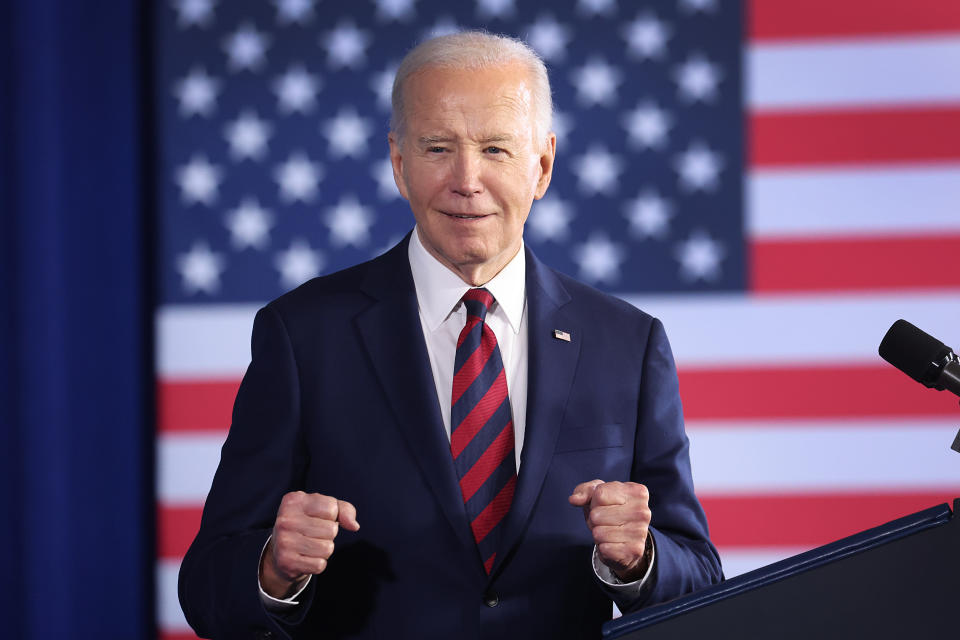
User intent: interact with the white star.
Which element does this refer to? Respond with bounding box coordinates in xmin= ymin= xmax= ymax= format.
xmin=370 ymin=63 xmax=397 ymax=110
xmin=223 ymin=24 xmax=269 ymax=72
xmin=424 ymin=17 xmax=461 ymax=39
xmin=175 ymin=155 xmax=222 ymax=205
xmin=577 ymin=0 xmax=617 ymax=17
xmin=571 ymin=146 xmax=623 ymax=196
xmin=551 ymin=110 xmax=573 ymax=145
xmin=674 ymin=54 xmax=722 ymax=102
xmin=622 ymin=13 xmax=670 ymax=60
xmin=322 ymin=109 xmax=373 ymax=159
xmin=224 ymin=198 xmax=273 ymax=250
xmin=273 ymin=65 xmax=321 ymax=114
xmin=622 ymin=101 xmax=671 ymax=150
xmin=573 ymin=234 xmax=624 ymax=285
xmin=372 ymin=157 xmax=400 ymax=200
xmin=325 ymin=196 xmax=375 ymax=247
xmin=526 ymin=14 xmax=571 ymax=61
xmin=177 ymin=242 xmax=225 ymax=294
xmin=674 ymin=142 xmax=723 ymax=192
xmin=322 ymin=22 xmax=371 ymax=69
xmin=275 ymin=239 xmax=324 ymax=289
xmin=174 ymin=68 xmax=220 ymax=117
xmin=477 ymin=0 xmax=515 ymax=19
xmin=571 ymin=58 xmax=622 ymax=107
xmin=172 ymin=0 xmax=216 ymax=28
xmin=275 ymin=152 xmax=323 ymax=202
xmin=527 ymin=195 xmax=573 ymax=242
xmin=680 ymin=0 xmax=718 ymax=13
xmin=375 ymin=0 xmax=417 ymax=21
xmin=675 ymin=230 xmax=724 ymax=282
xmin=274 ymin=0 xmax=314 ymax=24
xmin=224 ymin=111 xmax=272 ymax=160
xmin=624 ymin=190 xmax=672 ymax=239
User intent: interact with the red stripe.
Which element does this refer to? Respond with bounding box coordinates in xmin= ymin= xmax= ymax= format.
xmin=158 ymin=379 xmax=239 ymax=433
xmin=471 ymin=475 xmax=516 ymax=544
xmin=749 ymin=0 xmax=960 ymax=41
xmin=701 ymin=491 xmax=956 ymax=547
xmin=456 ymin=315 xmax=482 ymax=349
xmin=750 ymin=234 xmax=960 ymax=292
xmin=159 ymin=633 xmax=201 ymax=640
xmin=750 ymin=107 xmax=960 ymax=167
xmin=483 ymin=552 xmax=496 ymax=574
xmin=679 ymin=364 xmax=960 ymax=420
xmin=458 ymin=422 xmax=515 ymax=503
xmin=159 ymin=505 xmax=203 ymax=559
xmin=451 ymin=368 xmax=508 ymax=459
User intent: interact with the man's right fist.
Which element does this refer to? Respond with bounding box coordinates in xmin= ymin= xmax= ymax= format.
xmin=259 ymin=491 xmax=360 ymax=598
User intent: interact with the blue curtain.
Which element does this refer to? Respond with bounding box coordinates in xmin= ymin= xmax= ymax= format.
xmin=0 ymin=1 xmax=148 ymax=637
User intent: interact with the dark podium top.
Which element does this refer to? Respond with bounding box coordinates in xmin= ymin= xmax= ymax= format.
xmin=605 ymin=499 xmax=960 ymax=639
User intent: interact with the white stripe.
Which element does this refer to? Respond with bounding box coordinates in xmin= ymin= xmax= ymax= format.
xmin=161 ymin=294 xmax=960 ymax=373
xmin=717 ymin=547 xmax=810 ymax=579
xmin=687 ymin=419 xmax=960 ymax=494
xmin=619 ymin=291 xmax=960 ymax=367
xmin=748 ymin=164 xmax=960 ymax=238
xmin=748 ymin=35 xmax=960 ymax=109
xmin=156 ymin=420 xmax=960 ymax=503
xmin=157 ymin=558 xmax=191 ymax=631
xmin=158 ymin=432 xmax=226 ymax=504
xmin=157 ymin=304 xmax=260 ymax=377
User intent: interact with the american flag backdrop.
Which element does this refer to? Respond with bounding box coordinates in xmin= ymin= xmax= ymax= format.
xmin=155 ymin=0 xmax=960 ymax=637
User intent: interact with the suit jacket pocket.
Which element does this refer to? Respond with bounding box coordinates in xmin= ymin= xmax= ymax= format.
xmin=554 ymin=424 xmax=625 ymax=453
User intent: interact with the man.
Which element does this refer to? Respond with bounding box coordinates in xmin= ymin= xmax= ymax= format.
xmin=179 ymin=31 xmax=721 ymax=640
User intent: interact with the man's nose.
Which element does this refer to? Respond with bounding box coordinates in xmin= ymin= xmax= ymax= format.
xmin=449 ymin=151 xmax=483 ymax=196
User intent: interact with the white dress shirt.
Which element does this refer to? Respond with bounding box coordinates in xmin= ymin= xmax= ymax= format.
xmin=407 ymin=227 xmax=527 ymax=469
xmin=260 ymin=228 xmax=650 ymax=610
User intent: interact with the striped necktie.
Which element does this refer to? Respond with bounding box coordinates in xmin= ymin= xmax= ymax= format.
xmin=450 ymin=288 xmax=517 ymax=574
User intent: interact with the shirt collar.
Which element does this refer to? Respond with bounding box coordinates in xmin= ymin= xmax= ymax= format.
xmin=408 ymin=226 xmax=526 ymax=335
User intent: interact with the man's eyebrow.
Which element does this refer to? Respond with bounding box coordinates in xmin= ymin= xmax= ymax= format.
xmin=479 ymin=135 xmax=515 ymax=144
xmin=418 ymin=136 xmax=454 ymax=145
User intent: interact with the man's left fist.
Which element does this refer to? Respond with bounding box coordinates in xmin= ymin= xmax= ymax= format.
xmin=569 ymin=480 xmax=652 ymax=582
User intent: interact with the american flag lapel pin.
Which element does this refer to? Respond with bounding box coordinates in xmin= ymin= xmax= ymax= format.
xmin=553 ymin=329 xmax=571 ymax=342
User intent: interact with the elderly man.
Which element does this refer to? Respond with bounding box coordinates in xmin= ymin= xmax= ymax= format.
xmin=179 ymin=31 xmax=721 ymax=640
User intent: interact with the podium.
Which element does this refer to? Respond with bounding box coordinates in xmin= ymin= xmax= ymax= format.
xmin=604 ymin=499 xmax=960 ymax=639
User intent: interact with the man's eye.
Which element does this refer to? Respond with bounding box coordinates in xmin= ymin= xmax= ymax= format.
xmin=485 ymin=146 xmax=503 ymax=154
xmin=427 ymin=146 xmax=446 ymax=153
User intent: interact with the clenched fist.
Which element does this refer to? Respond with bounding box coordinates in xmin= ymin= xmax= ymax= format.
xmin=260 ymin=491 xmax=360 ymax=598
xmin=569 ymin=480 xmax=652 ymax=582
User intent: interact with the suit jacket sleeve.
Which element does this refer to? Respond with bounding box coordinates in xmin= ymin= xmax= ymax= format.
xmin=178 ymin=304 xmax=314 ymax=639
xmin=616 ymin=317 xmax=722 ymax=612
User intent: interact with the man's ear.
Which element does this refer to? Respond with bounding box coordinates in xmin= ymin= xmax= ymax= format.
xmin=388 ymin=133 xmax=410 ymax=201
xmin=533 ymin=132 xmax=557 ymax=200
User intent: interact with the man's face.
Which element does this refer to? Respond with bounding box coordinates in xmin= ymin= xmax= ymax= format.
xmin=389 ymin=62 xmax=556 ymax=285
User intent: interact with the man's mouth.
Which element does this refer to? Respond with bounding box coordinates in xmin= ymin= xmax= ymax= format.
xmin=442 ymin=211 xmax=488 ymax=219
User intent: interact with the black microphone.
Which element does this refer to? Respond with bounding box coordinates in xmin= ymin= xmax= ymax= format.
xmin=879 ymin=319 xmax=960 ymax=398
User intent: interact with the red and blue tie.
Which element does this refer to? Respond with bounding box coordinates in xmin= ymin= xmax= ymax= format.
xmin=451 ymin=288 xmax=516 ymax=574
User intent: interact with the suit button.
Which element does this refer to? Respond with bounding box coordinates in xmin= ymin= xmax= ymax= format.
xmin=254 ymin=630 xmax=273 ymax=639
xmin=483 ymin=592 xmax=499 ymax=607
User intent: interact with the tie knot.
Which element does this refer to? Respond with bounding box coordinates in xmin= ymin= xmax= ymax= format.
xmin=461 ymin=288 xmax=494 ymax=322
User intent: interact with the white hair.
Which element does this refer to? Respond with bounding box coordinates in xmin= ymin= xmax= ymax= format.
xmin=390 ymin=30 xmax=553 ymax=149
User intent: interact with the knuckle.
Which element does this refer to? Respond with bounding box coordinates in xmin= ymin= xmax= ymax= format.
xmin=319 ymin=539 xmax=335 ymax=558
xmin=313 ymin=557 xmax=328 ymax=575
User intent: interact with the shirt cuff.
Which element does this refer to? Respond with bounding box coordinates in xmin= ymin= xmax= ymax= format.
xmin=591 ymin=532 xmax=655 ymax=594
xmin=258 ymin=535 xmax=312 ymax=612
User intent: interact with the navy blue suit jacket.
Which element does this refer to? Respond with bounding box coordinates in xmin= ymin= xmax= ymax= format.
xmin=179 ymin=237 xmax=721 ymax=639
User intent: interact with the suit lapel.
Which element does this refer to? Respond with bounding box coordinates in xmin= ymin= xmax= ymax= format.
xmin=355 ymin=237 xmax=477 ymax=556
xmin=492 ymin=248 xmax=581 ymax=577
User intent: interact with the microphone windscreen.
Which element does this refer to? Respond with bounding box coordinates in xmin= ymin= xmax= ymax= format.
xmin=879 ymin=319 xmax=952 ymax=384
